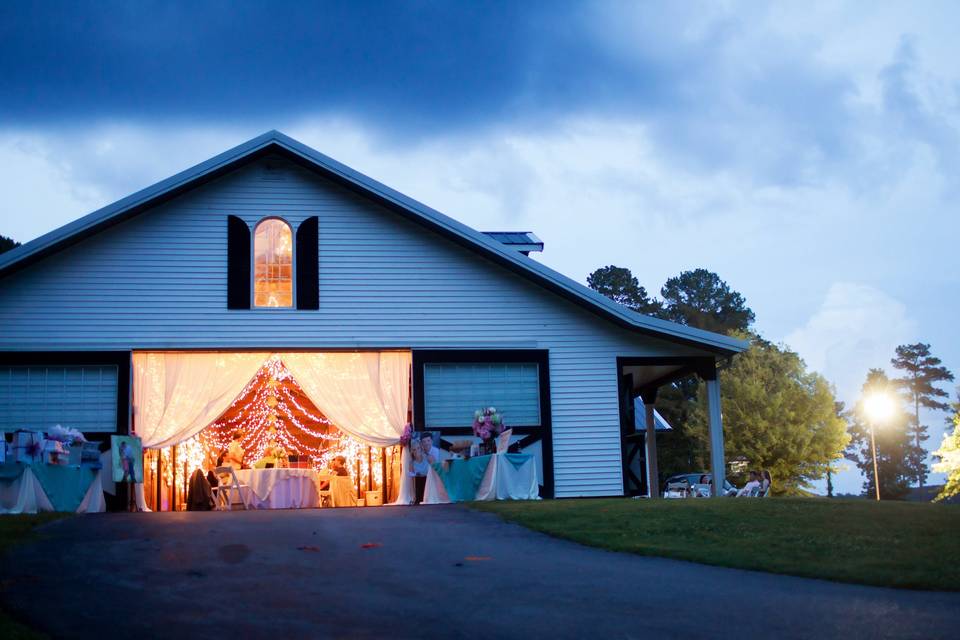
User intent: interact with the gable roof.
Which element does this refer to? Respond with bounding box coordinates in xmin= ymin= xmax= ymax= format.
xmin=0 ymin=130 xmax=747 ymax=356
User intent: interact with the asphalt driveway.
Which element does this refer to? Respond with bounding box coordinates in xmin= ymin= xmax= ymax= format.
xmin=1 ymin=505 xmax=957 ymax=639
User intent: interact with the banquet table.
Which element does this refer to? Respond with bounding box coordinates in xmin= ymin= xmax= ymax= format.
xmin=234 ymin=468 xmax=320 ymax=509
xmin=234 ymin=468 xmax=357 ymax=509
xmin=0 ymin=462 xmax=106 ymax=514
xmin=423 ymin=453 xmax=539 ymax=504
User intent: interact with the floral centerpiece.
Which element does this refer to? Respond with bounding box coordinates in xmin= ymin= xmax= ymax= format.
xmin=473 ymin=407 xmax=505 ymax=455
xmin=46 ymin=424 xmax=87 ymax=446
xmin=399 ymin=423 xmax=413 ymax=448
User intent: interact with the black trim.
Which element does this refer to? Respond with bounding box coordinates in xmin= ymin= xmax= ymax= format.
xmin=227 ymin=215 xmax=251 ymax=309
xmin=0 ymin=351 xmax=131 ymax=510
xmin=295 ymin=216 xmax=319 ymax=310
xmin=412 ymin=349 xmax=554 ymax=498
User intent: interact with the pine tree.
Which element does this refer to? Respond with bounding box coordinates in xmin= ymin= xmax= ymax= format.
xmin=891 ymin=343 xmax=954 ymax=487
xmin=846 ymin=369 xmax=913 ymax=499
xmin=586 ymin=265 xmax=664 ymax=316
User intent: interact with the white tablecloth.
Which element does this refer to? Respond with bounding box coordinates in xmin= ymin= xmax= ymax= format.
xmin=235 ymin=468 xmax=320 ymax=509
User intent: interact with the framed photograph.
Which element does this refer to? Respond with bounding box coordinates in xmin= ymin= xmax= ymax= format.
xmin=111 ymin=435 xmax=143 ymax=483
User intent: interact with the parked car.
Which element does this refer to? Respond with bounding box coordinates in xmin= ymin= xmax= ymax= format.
xmin=662 ymin=473 xmax=736 ymax=498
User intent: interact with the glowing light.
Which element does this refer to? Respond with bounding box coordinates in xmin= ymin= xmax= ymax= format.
xmin=864 ymin=392 xmax=895 ymax=424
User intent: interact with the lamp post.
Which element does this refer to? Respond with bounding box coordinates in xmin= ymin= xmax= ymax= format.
xmin=863 ymin=392 xmax=894 ymax=501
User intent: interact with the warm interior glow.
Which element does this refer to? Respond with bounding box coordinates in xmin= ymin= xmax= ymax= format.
xmin=253 ymin=218 xmax=293 ymax=307
xmin=864 ymin=392 xmax=895 ymax=423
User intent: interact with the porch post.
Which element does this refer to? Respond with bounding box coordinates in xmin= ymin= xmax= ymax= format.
xmin=704 ymin=363 xmax=726 ymax=497
xmin=640 ymin=388 xmax=659 ymax=499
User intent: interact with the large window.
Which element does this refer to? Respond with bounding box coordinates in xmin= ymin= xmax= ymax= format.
xmin=253 ymin=218 xmax=293 ymax=307
xmin=423 ymin=362 xmax=541 ymax=428
xmin=0 ymin=365 xmax=118 ymax=433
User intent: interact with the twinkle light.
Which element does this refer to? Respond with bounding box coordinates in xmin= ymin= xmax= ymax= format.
xmin=157 ymin=356 xmax=394 ymax=501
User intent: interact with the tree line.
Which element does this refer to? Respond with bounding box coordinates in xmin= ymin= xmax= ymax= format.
xmin=587 ymin=265 xmax=958 ymax=499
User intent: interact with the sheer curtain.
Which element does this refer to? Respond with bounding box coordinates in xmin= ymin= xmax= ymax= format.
xmin=132 ymin=352 xmax=271 ymax=448
xmin=280 ymin=352 xmax=410 ymax=447
xmin=281 ymin=351 xmax=415 ymax=504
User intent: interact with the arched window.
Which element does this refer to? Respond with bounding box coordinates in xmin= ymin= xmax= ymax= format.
xmin=253 ymin=218 xmax=293 ymax=307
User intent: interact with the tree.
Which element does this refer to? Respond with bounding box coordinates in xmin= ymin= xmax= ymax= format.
xmin=932 ymin=388 xmax=960 ymax=502
xmin=890 ymin=343 xmax=954 ymax=487
xmin=586 ymin=265 xmax=663 ymax=316
xmin=846 ymin=369 xmax=913 ymax=499
xmin=687 ymin=335 xmax=849 ymax=494
xmin=0 ymin=234 xmax=19 ymax=254
xmin=660 ymin=268 xmax=754 ymax=335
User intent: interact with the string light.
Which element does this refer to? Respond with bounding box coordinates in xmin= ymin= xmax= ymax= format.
xmin=156 ymin=355 xmax=394 ymax=503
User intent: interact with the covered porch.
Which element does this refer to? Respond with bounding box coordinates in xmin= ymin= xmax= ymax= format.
xmin=617 ymin=356 xmax=726 ymax=498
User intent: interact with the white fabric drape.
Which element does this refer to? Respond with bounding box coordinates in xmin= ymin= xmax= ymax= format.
xmin=280 ymin=352 xmax=410 ymax=447
xmin=0 ymin=467 xmax=55 ymax=514
xmin=133 ymin=351 xmax=271 ymax=448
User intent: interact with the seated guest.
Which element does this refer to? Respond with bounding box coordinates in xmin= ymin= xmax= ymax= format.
xmin=319 ymin=455 xmax=350 ymax=492
xmin=760 ymin=470 xmax=772 ymax=496
xmin=411 ymin=433 xmax=440 ymax=504
xmin=222 ymin=432 xmax=245 ymax=469
xmin=736 ymin=470 xmax=762 ymax=497
xmin=330 ymin=455 xmax=349 ymax=476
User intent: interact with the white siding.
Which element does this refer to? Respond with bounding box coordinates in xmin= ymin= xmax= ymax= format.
xmin=0 ymin=156 xmax=709 ymax=496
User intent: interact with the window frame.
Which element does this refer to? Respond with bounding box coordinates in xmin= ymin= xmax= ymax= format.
xmin=412 ymin=349 xmax=553 ymax=497
xmin=250 ymin=216 xmax=296 ymax=309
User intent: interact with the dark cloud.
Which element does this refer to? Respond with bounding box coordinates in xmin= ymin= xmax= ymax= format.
xmin=0 ymin=1 xmax=665 ymax=132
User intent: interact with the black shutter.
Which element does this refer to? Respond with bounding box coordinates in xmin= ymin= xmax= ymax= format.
xmin=227 ymin=215 xmax=251 ymax=309
xmin=296 ymin=216 xmax=320 ymax=310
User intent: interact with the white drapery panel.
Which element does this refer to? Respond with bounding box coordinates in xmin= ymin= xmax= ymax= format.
xmin=133 ymin=351 xmax=271 ymax=448
xmin=280 ymin=352 xmax=410 ymax=448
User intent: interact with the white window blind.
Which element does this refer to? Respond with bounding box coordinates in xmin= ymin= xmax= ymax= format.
xmin=424 ymin=362 xmax=540 ymax=428
xmin=0 ymin=365 xmax=119 ymax=433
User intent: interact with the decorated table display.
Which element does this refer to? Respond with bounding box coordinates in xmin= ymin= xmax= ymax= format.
xmin=1 ymin=427 xmax=105 ymax=514
xmin=423 ymin=453 xmax=539 ymax=503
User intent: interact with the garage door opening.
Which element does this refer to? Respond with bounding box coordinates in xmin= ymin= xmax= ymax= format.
xmin=133 ymin=351 xmax=412 ymax=511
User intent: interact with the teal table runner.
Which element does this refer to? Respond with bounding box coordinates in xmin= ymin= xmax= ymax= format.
xmin=432 ymin=453 xmax=534 ymax=502
xmin=432 ymin=455 xmax=493 ymax=502
xmin=0 ymin=463 xmax=97 ymax=512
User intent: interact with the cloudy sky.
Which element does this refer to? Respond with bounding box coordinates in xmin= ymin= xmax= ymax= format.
xmin=1 ymin=1 xmax=957 ymax=493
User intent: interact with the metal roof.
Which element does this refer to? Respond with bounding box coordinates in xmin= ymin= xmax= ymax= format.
xmin=481 ymin=231 xmax=544 ymax=254
xmin=0 ymin=130 xmax=748 ymax=356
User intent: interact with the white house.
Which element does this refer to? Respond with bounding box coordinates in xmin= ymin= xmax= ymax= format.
xmin=0 ymin=131 xmax=746 ymax=508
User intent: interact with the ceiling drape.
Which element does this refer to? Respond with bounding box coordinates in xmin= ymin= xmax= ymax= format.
xmin=280 ymin=351 xmax=410 ymax=448
xmin=133 ymin=352 xmax=271 ymax=448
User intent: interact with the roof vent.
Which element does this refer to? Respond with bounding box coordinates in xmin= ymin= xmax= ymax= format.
xmin=481 ymin=231 xmax=543 ymax=255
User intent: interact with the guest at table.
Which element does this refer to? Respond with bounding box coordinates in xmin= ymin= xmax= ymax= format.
xmin=222 ymin=432 xmax=245 ymax=469
xmin=330 ymin=455 xmax=349 ymax=476
xmin=318 ymin=455 xmax=349 ymax=492
xmin=411 ymin=432 xmax=440 ymax=504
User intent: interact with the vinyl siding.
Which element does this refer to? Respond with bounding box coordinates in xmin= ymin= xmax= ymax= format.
xmin=0 ymin=155 xmax=710 ymax=496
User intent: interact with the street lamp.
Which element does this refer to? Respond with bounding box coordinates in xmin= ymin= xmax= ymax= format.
xmin=863 ymin=392 xmax=895 ymax=501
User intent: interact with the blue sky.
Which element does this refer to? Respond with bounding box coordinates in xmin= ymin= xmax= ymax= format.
xmin=1 ymin=1 xmax=958 ymax=493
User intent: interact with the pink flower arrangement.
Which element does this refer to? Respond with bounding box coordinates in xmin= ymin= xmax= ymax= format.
xmin=472 ymin=407 xmax=505 ymax=442
xmin=399 ymin=423 xmax=412 ymax=447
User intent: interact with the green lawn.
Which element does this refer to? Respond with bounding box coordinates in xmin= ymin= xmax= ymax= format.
xmin=0 ymin=514 xmax=68 ymax=640
xmin=473 ymin=498 xmax=960 ymax=591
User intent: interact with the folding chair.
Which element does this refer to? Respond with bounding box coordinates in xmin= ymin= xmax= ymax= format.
xmin=315 ymin=472 xmax=333 ymax=508
xmin=214 ymin=466 xmax=252 ymax=510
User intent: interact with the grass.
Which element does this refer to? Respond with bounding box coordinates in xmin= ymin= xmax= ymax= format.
xmin=473 ymin=497 xmax=960 ymax=591
xmin=0 ymin=514 xmax=68 ymax=640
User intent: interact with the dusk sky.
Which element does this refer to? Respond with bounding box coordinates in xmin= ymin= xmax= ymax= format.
xmin=1 ymin=1 xmax=957 ymax=493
